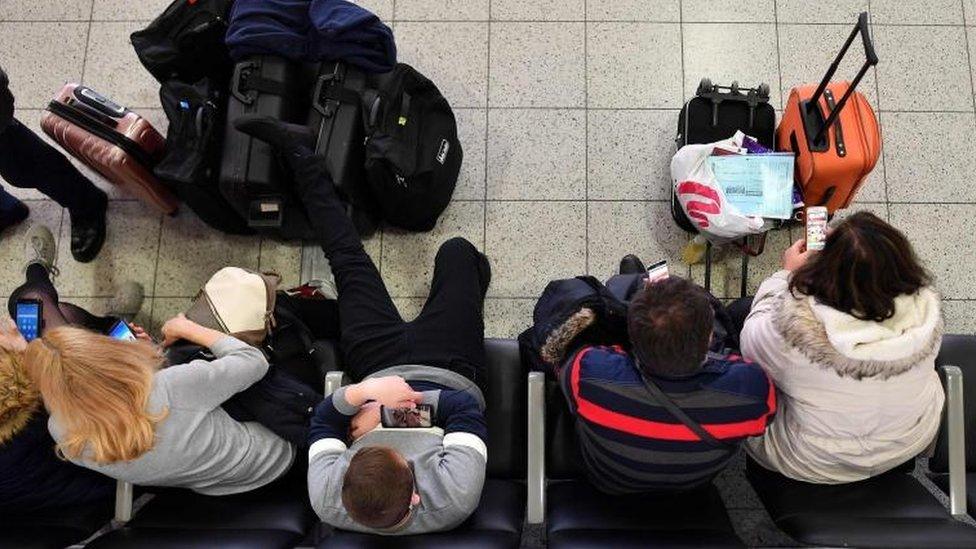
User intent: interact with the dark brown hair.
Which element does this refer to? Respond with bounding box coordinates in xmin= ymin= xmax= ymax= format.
xmin=341 ymin=447 xmax=414 ymax=529
xmin=790 ymin=211 xmax=930 ymax=322
xmin=627 ymin=276 xmax=714 ymax=377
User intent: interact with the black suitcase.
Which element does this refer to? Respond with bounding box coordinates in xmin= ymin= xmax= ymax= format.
xmin=219 ymin=55 xmax=312 ymax=239
xmin=308 ymin=61 xmax=379 ymax=238
xmin=672 ymin=79 xmax=777 ymax=296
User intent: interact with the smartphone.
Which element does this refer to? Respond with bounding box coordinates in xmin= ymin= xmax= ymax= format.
xmin=381 ymin=404 xmax=434 ymax=429
xmin=107 ymin=320 xmax=138 ymax=341
xmin=15 ymin=299 xmax=42 ymax=342
xmin=646 ymin=259 xmax=670 ymax=283
xmin=806 ymin=207 xmax=829 ymax=251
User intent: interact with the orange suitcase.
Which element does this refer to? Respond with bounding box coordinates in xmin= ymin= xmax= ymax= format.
xmin=777 ymin=12 xmax=880 ymax=215
xmin=40 ymin=84 xmax=179 ymax=215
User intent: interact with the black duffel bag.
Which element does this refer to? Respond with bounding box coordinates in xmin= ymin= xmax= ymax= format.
xmin=131 ymin=0 xmax=234 ymax=85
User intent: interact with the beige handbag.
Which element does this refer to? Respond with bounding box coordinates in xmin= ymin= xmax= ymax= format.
xmin=185 ymin=267 xmax=281 ymax=346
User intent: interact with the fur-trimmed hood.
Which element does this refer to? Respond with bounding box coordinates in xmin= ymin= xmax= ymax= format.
xmin=540 ymin=308 xmax=597 ymax=366
xmin=773 ymin=287 xmax=944 ymax=380
xmin=0 ymin=351 xmax=40 ymax=445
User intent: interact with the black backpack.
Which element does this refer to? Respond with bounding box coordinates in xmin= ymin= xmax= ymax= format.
xmin=130 ymin=0 xmax=234 ymax=85
xmin=156 ymin=78 xmax=253 ymax=235
xmin=361 ymin=64 xmax=462 ymax=232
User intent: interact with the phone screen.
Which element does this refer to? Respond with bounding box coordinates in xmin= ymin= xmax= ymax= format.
xmin=382 ymin=404 xmax=434 ymax=428
xmin=16 ymin=300 xmax=41 ymax=342
xmin=646 ymin=260 xmax=669 ymax=283
xmin=107 ymin=320 xmax=137 ymax=341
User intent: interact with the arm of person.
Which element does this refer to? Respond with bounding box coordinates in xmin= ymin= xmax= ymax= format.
xmin=157 ymin=315 xmax=269 ymax=409
xmin=428 ymin=435 xmax=488 ymax=530
xmin=307 ymin=435 xmax=353 ymax=525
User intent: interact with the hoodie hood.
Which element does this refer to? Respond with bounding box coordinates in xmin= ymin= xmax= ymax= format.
xmin=0 ymin=351 xmax=40 ymax=445
xmin=774 ymin=287 xmax=943 ymax=380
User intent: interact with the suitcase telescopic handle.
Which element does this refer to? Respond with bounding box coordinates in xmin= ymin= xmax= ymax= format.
xmin=809 ymin=12 xmax=878 ymax=142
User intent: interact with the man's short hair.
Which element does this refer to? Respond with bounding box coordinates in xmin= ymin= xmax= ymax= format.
xmin=627 ymin=276 xmax=714 ymax=377
xmin=341 ymin=446 xmax=414 ymax=529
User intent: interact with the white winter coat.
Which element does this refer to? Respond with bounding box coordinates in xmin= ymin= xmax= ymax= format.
xmin=740 ymin=270 xmax=945 ymax=484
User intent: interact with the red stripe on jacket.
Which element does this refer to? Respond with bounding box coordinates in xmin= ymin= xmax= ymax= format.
xmin=569 ymin=347 xmax=776 ymax=442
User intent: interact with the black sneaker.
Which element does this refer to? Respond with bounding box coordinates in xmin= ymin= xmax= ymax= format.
xmin=619 ymin=254 xmax=646 ymax=275
xmin=69 ymin=191 xmax=108 ymax=263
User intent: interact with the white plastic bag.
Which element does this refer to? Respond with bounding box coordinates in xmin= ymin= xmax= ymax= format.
xmin=671 ymin=133 xmax=765 ymax=243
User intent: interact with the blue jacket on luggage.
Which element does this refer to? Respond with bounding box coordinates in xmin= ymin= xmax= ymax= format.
xmin=226 ymin=0 xmax=396 ymax=73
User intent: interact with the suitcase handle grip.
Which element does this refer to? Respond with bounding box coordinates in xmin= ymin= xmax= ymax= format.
xmin=807 ymin=12 xmax=878 ymax=144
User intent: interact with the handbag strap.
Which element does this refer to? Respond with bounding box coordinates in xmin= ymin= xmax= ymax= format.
xmin=639 ymin=370 xmax=736 ymax=450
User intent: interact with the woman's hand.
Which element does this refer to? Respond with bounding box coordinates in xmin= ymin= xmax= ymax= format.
xmin=782 ymin=238 xmax=816 ymax=272
xmin=0 ymin=318 xmax=27 ymax=353
xmin=129 ymin=323 xmax=153 ymax=343
xmin=345 ymin=376 xmax=424 ymax=408
xmin=160 ymin=313 xmax=226 ymax=348
xmin=350 ymin=402 xmax=382 ymax=441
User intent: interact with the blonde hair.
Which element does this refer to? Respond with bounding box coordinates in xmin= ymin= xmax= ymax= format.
xmin=24 ymin=326 xmax=167 ymax=464
xmin=0 ymin=347 xmax=40 ymax=445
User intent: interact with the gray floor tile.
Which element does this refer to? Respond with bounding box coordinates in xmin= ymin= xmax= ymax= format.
xmin=155 ymin=208 xmax=262 ymax=296
xmin=260 ymin=238 xmax=303 ymax=290
xmin=393 ymin=297 xmax=425 ymax=321
xmin=84 ymin=21 xmax=161 ymax=110
xmin=692 ymin=227 xmax=793 ymax=299
xmin=883 ymin=111 xmax=976 ymax=202
xmin=874 ymin=25 xmax=973 ymax=112
xmin=381 ymin=201 xmax=485 ymax=297
xmin=489 ymin=22 xmax=585 ymax=108
xmin=487 ymin=109 xmax=586 ymax=200
xmin=833 ymin=202 xmax=890 ymax=223
xmin=778 ymin=24 xmax=878 ymax=106
xmin=491 ymin=0 xmax=584 ymax=20
xmin=395 ymin=22 xmax=488 ymax=108
xmin=944 ymin=300 xmax=976 ymax=334
xmin=56 ymin=201 xmax=161 ymax=297
xmin=968 ymin=29 xmax=976 ymax=107
xmin=395 ymin=0 xmax=486 ymax=21
xmin=92 ymin=0 xmax=171 ymax=20
xmin=588 ymin=109 xmax=679 ymax=200
xmin=358 ymin=0 xmax=394 ymax=21
xmin=587 ymin=22 xmax=683 ymax=109
xmin=967 ymin=0 xmax=976 ymax=24
xmin=454 ymin=109 xmax=487 ymax=200
xmin=147 ymin=296 xmax=189 ymax=336
xmin=0 ymin=200 xmax=63 ymax=297
xmin=682 ymin=0 xmax=775 ymax=22
xmin=855 ymin=151 xmax=888 ymax=203
xmin=775 ymin=0 xmax=867 ymax=24
xmin=890 ymin=203 xmax=976 ymax=300
xmin=586 ymin=0 xmax=679 ymax=21
xmin=484 ymin=297 xmax=534 ymax=338
xmin=68 ymin=296 xmax=151 ymax=331
xmin=486 ymin=201 xmax=586 ymax=297
xmin=683 ymin=23 xmax=782 ymax=109
xmin=587 ymin=201 xmax=690 ymax=281
xmin=870 ymin=0 xmax=964 ymax=25
xmin=0 ymin=22 xmax=87 ymax=109
xmin=0 ymin=0 xmax=92 ymax=21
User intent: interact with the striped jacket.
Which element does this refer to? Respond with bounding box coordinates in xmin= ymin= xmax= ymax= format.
xmin=560 ymin=345 xmax=776 ymax=494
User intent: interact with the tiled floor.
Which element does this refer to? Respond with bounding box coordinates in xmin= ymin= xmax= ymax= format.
xmin=1 ymin=0 xmax=974 ymax=545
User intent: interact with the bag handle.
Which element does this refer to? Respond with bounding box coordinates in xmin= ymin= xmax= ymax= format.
xmin=638 ymin=369 xmax=736 ymax=450
xmin=807 ymin=12 xmax=879 ymax=144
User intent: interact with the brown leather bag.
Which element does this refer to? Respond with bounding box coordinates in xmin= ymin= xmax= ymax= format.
xmin=777 ymin=12 xmax=881 ymax=215
xmin=40 ymin=84 xmax=179 ymax=214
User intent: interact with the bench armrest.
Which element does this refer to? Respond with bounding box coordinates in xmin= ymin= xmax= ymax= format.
xmin=324 ymin=371 xmax=347 ymax=396
xmin=940 ymin=365 xmax=967 ymax=518
xmin=527 ymin=371 xmax=545 ymax=524
xmin=115 ymin=480 xmax=133 ymax=523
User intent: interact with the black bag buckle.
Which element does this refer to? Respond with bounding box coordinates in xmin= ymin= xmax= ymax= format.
xmin=313 ymin=63 xmax=343 ymax=118
xmin=231 ymin=61 xmax=261 ymax=106
xmin=247 ymin=197 xmax=284 ymax=228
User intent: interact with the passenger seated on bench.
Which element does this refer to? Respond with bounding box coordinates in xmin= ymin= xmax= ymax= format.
xmin=16 ymin=226 xmax=298 ymax=496
xmin=555 ymin=258 xmax=776 ymax=495
xmin=738 ymin=211 xmax=944 ymax=484
xmin=0 ymin=225 xmax=139 ymax=512
xmin=236 ymin=116 xmax=489 ymax=535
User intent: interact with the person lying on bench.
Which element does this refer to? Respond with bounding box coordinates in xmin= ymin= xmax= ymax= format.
xmin=555 ymin=258 xmax=776 ymax=494
xmin=236 ymin=116 xmax=489 ymax=535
